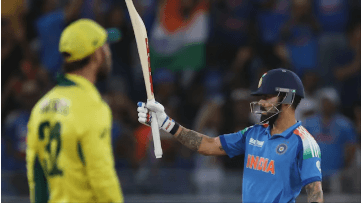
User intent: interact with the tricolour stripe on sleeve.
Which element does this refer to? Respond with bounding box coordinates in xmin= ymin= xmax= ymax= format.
xmin=239 ymin=126 xmax=253 ymax=136
xmin=294 ymin=126 xmax=321 ymax=160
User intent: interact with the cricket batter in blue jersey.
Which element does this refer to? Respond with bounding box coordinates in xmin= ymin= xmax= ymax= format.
xmin=137 ymin=68 xmax=323 ymax=203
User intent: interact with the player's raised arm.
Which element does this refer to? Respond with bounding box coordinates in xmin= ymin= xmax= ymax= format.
xmin=137 ymin=101 xmax=227 ymax=156
xmin=173 ymin=126 xmax=226 ymax=156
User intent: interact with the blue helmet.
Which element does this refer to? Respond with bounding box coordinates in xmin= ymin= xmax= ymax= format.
xmin=251 ymin=68 xmax=305 ymax=103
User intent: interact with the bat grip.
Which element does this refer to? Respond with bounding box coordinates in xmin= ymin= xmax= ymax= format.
xmin=150 ymin=111 xmax=163 ymax=158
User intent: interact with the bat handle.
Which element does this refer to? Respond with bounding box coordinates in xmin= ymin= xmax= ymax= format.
xmin=150 ymin=111 xmax=163 ymax=158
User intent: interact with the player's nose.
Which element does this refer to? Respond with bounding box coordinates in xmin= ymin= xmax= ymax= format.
xmin=258 ymin=99 xmax=271 ymax=108
xmin=258 ymin=99 xmax=267 ymax=106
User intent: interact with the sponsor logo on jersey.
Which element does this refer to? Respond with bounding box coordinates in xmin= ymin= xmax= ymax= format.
xmin=276 ymin=143 xmax=287 ymax=155
xmin=40 ymin=98 xmax=70 ymax=116
xmin=246 ymin=154 xmax=275 ymax=175
xmin=249 ymin=137 xmax=264 ymax=148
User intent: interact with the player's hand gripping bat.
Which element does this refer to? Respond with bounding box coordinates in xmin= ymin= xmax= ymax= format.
xmin=125 ymin=0 xmax=163 ymax=158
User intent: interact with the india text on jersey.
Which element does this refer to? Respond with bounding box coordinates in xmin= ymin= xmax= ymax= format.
xmin=246 ymin=154 xmax=275 ymax=175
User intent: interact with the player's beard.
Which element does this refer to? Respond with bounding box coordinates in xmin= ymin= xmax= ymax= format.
xmin=260 ymin=104 xmax=282 ymax=126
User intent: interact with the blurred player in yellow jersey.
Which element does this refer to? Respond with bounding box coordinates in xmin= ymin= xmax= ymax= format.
xmin=26 ymin=19 xmax=123 ymax=203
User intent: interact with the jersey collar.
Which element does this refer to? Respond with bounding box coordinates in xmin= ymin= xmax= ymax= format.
xmin=266 ymin=121 xmax=302 ymax=139
xmin=64 ymin=74 xmax=103 ymax=102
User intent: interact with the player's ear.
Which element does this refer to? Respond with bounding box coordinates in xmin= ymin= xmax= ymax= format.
xmin=92 ymin=47 xmax=104 ymax=66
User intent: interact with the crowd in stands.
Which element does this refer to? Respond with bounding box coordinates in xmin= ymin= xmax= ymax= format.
xmin=2 ymin=0 xmax=361 ymax=197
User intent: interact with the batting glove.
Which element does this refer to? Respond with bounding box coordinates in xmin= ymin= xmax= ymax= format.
xmin=137 ymin=100 xmax=180 ymax=134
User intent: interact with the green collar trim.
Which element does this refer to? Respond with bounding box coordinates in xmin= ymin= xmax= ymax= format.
xmin=56 ymin=74 xmax=77 ymax=86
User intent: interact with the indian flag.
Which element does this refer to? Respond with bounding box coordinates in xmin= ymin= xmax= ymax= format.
xmin=149 ymin=0 xmax=209 ymax=72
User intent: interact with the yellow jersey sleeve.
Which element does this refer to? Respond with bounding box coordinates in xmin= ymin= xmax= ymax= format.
xmin=79 ymin=103 xmax=123 ymax=203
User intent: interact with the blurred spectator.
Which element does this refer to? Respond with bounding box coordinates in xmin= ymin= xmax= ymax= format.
xmin=313 ymin=0 xmax=350 ymax=33
xmin=192 ymin=97 xmax=225 ymax=201
xmin=228 ymin=88 xmax=255 ymax=132
xmin=303 ymin=87 xmax=357 ymax=193
xmin=3 ymin=80 xmax=42 ymax=171
xmin=2 ymin=53 xmax=50 ymax=125
xmin=333 ymin=22 xmax=361 ymax=119
xmin=131 ymin=0 xmax=157 ymax=32
xmin=256 ymin=0 xmax=291 ymax=45
xmin=226 ymin=42 xmax=293 ymax=92
xmin=103 ymin=92 xmax=138 ymax=169
xmin=25 ymin=0 xmax=51 ymax=43
xmin=219 ymin=88 xmax=254 ymax=171
xmin=152 ymin=68 xmax=194 ymax=169
xmin=1 ymin=0 xmax=26 ymax=41
xmin=179 ymin=73 xmax=205 ymax=129
xmin=207 ymin=0 xmax=256 ymax=66
xmin=1 ymin=17 xmax=30 ymax=89
xmin=35 ymin=0 xmax=84 ymax=79
xmin=152 ymin=68 xmax=177 ymax=105
xmin=295 ymin=71 xmax=320 ymax=122
xmin=281 ymin=0 xmax=320 ymax=77
xmin=2 ymin=18 xmax=25 ymax=120
xmin=226 ymin=46 xmax=254 ymax=90
xmin=2 ymin=80 xmax=42 ymax=195
xmin=104 ymin=4 xmax=137 ymax=98
xmin=149 ymin=0 xmax=209 ymax=73
xmin=203 ymin=69 xmax=224 ymax=100
xmin=317 ymin=0 xmax=359 ymax=87
xmin=209 ymin=0 xmax=256 ymax=47
xmin=243 ymin=43 xmax=292 ymax=91
xmin=340 ymin=101 xmax=361 ymax=194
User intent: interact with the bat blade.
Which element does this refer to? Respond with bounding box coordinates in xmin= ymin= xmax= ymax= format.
xmin=125 ymin=0 xmax=154 ymax=99
xmin=125 ymin=0 xmax=162 ymax=158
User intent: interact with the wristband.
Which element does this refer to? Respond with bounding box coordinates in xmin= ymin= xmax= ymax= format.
xmin=169 ymin=122 xmax=180 ymax=135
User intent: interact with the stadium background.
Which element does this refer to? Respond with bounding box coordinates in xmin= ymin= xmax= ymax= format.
xmin=1 ymin=0 xmax=361 ymax=203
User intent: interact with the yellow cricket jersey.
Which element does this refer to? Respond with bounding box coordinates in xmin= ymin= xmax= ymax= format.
xmin=26 ymin=74 xmax=124 ymax=203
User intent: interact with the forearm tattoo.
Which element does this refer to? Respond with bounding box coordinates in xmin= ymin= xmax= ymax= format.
xmin=174 ymin=127 xmax=203 ymax=151
xmin=305 ymin=181 xmax=323 ymax=203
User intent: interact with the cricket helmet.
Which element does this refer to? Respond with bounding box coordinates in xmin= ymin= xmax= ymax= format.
xmin=251 ymin=68 xmax=305 ymax=104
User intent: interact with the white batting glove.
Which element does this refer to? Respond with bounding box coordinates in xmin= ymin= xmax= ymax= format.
xmin=137 ymin=100 xmax=179 ymax=133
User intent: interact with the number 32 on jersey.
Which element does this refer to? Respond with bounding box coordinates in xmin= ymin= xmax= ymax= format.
xmin=38 ymin=121 xmax=63 ymax=177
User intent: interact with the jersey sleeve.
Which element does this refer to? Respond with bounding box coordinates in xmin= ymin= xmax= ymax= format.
xmin=219 ymin=127 xmax=251 ymax=158
xmin=296 ymin=131 xmax=322 ymax=187
xmin=80 ymin=108 xmax=124 ymax=203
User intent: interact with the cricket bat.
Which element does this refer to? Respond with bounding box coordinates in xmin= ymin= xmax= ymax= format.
xmin=125 ymin=0 xmax=163 ymax=158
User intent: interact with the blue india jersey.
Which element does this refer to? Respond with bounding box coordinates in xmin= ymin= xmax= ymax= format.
xmin=219 ymin=121 xmax=322 ymax=203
